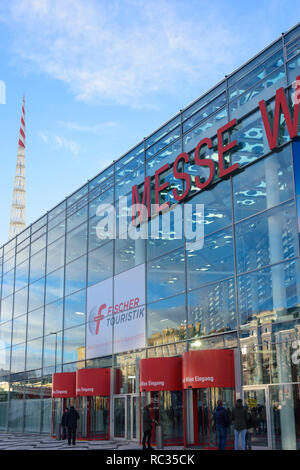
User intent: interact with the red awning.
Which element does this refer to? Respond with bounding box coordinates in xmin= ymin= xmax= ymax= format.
xmin=139 ymin=357 xmax=182 ymax=392
xmin=76 ymin=368 xmax=111 ymax=396
xmin=52 ymin=372 xmax=76 ymax=398
xmin=182 ymin=349 xmax=235 ymax=389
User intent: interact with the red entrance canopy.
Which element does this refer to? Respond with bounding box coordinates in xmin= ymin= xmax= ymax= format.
xmin=139 ymin=357 xmax=182 ymax=392
xmin=182 ymin=349 xmax=235 ymax=389
xmin=76 ymin=368 xmax=111 ymax=396
xmin=52 ymin=372 xmax=76 ymax=398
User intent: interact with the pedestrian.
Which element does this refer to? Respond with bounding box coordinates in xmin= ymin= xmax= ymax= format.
xmin=232 ymin=399 xmax=248 ymax=450
xmin=65 ymin=405 xmax=80 ymax=446
xmin=61 ymin=407 xmax=68 ymax=440
xmin=142 ymin=403 xmax=154 ymax=450
xmin=213 ymin=399 xmax=230 ymax=450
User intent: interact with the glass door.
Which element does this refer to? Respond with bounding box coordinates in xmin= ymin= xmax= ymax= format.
xmin=131 ymin=394 xmax=140 ymax=441
xmin=244 ymin=387 xmax=272 ymax=449
xmin=114 ymin=395 xmax=126 ymax=439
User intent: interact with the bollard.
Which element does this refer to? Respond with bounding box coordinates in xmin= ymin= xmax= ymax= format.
xmin=56 ymin=423 xmax=61 ymax=440
xmin=155 ymin=424 xmax=164 ymax=450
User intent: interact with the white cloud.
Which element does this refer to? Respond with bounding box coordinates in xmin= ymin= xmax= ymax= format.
xmin=38 ymin=131 xmax=80 ymax=156
xmin=58 ymin=120 xmax=117 ymax=135
xmin=1 ymin=0 xmax=239 ymax=107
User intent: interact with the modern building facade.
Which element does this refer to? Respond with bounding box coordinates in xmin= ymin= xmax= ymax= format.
xmin=0 ymin=22 xmax=300 ymax=450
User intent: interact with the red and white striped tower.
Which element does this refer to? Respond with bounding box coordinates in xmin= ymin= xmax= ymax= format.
xmin=9 ymin=96 xmax=26 ymax=239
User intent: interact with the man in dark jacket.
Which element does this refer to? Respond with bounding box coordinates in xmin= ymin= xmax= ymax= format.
xmin=232 ymin=399 xmax=248 ymax=450
xmin=142 ymin=404 xmax=154 ymax=450
xmin=61 ymin=407 xmax=68 ymax=440
xmin=65 ymin=405 xmax=80 ymax=446
xmin=213 ymin=400 xmax=230 ymax=450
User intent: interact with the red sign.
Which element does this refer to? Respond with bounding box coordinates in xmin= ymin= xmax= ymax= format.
xmin=182 ymin=349 xmax=235 ymax=389
xmin=132 ymin=85 xmax=300 ymax=221
xmin=52 ymin=372 xmax=76 ymax=398
xmin=139 ymin=357 xmax=182 ymax=391
xmin=76 ymin=368 xmax=111 ymax=396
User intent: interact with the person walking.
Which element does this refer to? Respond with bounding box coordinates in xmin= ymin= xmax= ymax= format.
xmin=232 ymin=399 xmax=248 ymax=450
xmin=61 ymin=407 xmax=68 ymax=440
xmin=142 ymin=403 xmax=154 ymax=450
xmin=65 ymin=405 xmax=80 ymax=446
xmin=213 ymin=399 xmax=230 ymax=450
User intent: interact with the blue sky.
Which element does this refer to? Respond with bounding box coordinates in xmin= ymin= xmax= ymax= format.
xmin=0 ymin=0 xmax=299 ymax=246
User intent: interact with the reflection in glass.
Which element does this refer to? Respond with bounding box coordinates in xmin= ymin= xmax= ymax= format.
xmin=147 ymin=248 xmax=185 ymax=303
xmin=65 ymin=256 xmax=87 ymax=296
xmin=233 ymin=146 xmax=293 ymax=221
xmin=147 ymin=294 xmax=186 ymax=347
xmin=27 ymin=308 xmax=44 ymax=341
xmin=66 ymin=223 xmax=87 ymax=263
xmin=187 ymin=227 xmax=234 ymax=290
xmin=88 ymin=242 xmax=113 ymax=287
xmin=64 ymin=290 xmax=86 ymax=329
xmin=44 ymin=300 xmax=63 ymax=336
xmin=236 ymin=201 xmax=298 ymax=274
xmin=45 ymin=267 xmax=64 ymax=304
xmin=63 ymin=324 xmax=85 ymax=364
xmin=188 ymin=278 xmax=236 ymax=338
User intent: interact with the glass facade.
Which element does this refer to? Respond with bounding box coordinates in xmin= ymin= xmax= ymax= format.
xmin=0 ymin=22 xmax=300 ymax=449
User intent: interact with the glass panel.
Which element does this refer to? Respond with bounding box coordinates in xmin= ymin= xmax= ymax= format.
xmin=45 ymin=267 xmax=64 ymax=304
xmin=88 ymin=242 xmax=113 ymax=287
xmin=114 ymin=397 xmax=125 ymax=438
xmin=28 ymin=277 xmax=45 ymax=312
xmin=287 ymin=54 xmax=300 ymax=85
xmin=3 ymin=255 xmax=15 ymax=274
xmin=90 ymin=396 xmax=110 ymax=438
xmin=2 ymin=270 xmax=15 ymax=298
xmin=147 ymin=206 xmax=184 ymax=261
xmin=233 ymin=145 xmax=293 ymax=221
xmin=146 ymin=139 xmax=181 ymax=175
xmin=186 ymin=227 xmax=234 ymax=290
xmin=47 ymin=237 xmax=65 ymax=274
xmin=64 ymin=289 xmax=86 ymax=329
xmin=8 ymin=380 xmax=24 ymax=430
xmin=16 ymin=246 xmax=30 ymax=265
xmin=115 ymin=142 xmax=144 ymax=181
xmin=270 ymin=383 xmax=300 ymax=450
xmin=146 ymin=115 xmax=180 ymax=150
xmin=147 ymin=294 xmax=186 ymax=347
xmin=115 ymin=238 xmax=145 ymax=275
xmin=0 ymin=321 xmax=12 ymax=351
xmin=13 ymin=287 xmax=28 ymax=317
xmin=146 ymin=129 xmax=181 ymax=160
xmin=48 ymin=200 xmax=66 ymax=221
xmin=89 ymin=187 xmax=114 ymax=220
xmin=0 ymin=295 xmax=13 ymax=324
xmin=66 ymin=223 xmax=87 ymax=263
xmin=183 ymin=97 xmax=226 ymax=133
xmin=65 ymin=256 xmax=87 ymax=296
xmin=26 ymin=338 xmax=43 ymax=370
xmin=44 ymin=299 xmax=63 ymax=336
xmin=63 ymin=324 xmax=85 ymax=364
xmin=182 ymin=81 xmax=226 ymax=121
xmin=27 ymin=308 xmax=44 ymax=341
xmin=47 ymin=219 xmax=65 ymax=245
xmin=187 ymin=278 xmax=236 ymax=338
xmin=24 ymin=397 xmax=41 ymax=432
xmin=67 ymin=184 xmax=88 ymax=207
xmin=67 ymin=205 xmax=88 ymax=232
xmin=147 ymin=247 xmax=185 ymax=303
xmin=244 ymin=389 xmax=268 ymax=447
xmin=31 ymin=235 xmax=46 ymax=256
xmin=29 ymin=249 xmax=46 ymax=283
xmin=115 ymin=166 xmax=144 ymax=199
xmin=183 ymin=110 xmax=227 ymax=154
xmin=286 ymin=35 xmax=300 ymax=60
xmin=160 ymin=390 xmax=183 ymax=444
xmin=12 ymin=314 xmax=27 ymax=345
xmin=43 ymin=333 xmax=62 ymax=368
xmin=11 ymin=343 xmax=26 ymax=373
xmin=238 ymin=258 xmax=300 ymax=330
xmin=293 ymin=140 xmax=300 ymax=196
xmin=15 ymin=259 xmax=29 ymax=291
xmin=235 ymin=201 xmax=298 ymax=274
xmin=187 ymin=179 xmax=232 ymax=237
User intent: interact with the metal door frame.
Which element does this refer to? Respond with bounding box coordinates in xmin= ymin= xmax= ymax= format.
xmin=243 ymin=385 xmax=272 ymax=450
xmin=113 ymin=394 xmax=128 ymax=440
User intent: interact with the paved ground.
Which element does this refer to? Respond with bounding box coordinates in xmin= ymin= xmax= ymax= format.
xmin=0 ymin=432 xmax=184 ymax=450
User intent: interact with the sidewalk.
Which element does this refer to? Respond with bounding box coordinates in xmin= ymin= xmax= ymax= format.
xmin=0 ymin=433 xmax=184 ymax=450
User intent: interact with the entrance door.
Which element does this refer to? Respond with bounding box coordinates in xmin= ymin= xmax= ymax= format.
xmin=187 ymin=387 xmax=235 ymax=448
xmin=244 ymin=387 xmax=272 ymax=449
xmin=114 ymin=394 xmax=139 ymax=441
xmin=77 ymin=396 xmax=109 ymax=440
